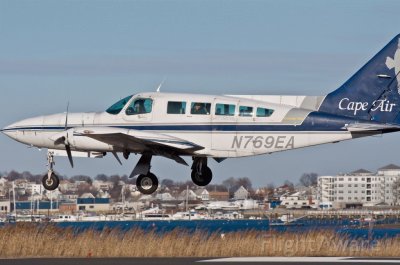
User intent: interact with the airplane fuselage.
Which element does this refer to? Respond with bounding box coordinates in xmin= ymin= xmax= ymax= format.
xmin=2 ymin=92 xmax=381 ymax=159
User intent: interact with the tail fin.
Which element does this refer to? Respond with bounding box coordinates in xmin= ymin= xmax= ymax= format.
xmin=318 ymin=34 xmax=400 ymax=124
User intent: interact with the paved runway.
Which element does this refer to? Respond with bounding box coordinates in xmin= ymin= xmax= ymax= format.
xmin=1 ymin=257 xmax=400 ymax=265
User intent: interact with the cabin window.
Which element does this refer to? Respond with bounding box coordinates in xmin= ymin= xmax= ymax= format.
xmin=215 ymin=103 xmax=235 ymax=116
xmin=239 ymin=106 xmax=253 ymax=117
xmin=126 ymin=98 xmax=153 ymax=115
xmin=106 ymin=95 xmax=133 ymax=115
xmin=167 ymin=101 xmax=186 ymax=114
xmin=256 ymin=107 xmax=274 ymax=117
xmin=190 ymin=102 xmax=211 ymax=115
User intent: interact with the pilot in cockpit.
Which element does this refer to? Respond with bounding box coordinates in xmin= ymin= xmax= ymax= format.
xmin=126 ymin=99 xmax=146 ymax=115
xmin=133 ymin=101 xmax=145 ymax=114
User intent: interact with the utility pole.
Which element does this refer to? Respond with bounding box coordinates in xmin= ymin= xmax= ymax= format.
xmin=186 ymin=185 xmax=190 ymax=220
xmin=12 ymin=181 xmax=16 ymax=222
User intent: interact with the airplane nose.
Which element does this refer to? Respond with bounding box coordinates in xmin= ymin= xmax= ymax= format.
xmin=1 ymin=122 xmax=19 ymax=140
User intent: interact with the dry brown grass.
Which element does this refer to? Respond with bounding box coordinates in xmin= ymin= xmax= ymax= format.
xmin=0 ymin=223 xmax=398 ymax=258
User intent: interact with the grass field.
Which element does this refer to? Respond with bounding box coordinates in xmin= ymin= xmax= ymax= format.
xmin=0 ymin=224 xmax=399 ymax=258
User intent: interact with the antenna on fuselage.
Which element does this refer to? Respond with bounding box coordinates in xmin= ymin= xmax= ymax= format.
xmin=156 ymin=77 xmax=166 ymax=93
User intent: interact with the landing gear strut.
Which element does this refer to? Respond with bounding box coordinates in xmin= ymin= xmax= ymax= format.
xmin=42 ymin=151 xmax=60 ymax=191
xmin=191 ymin=157 xmax=212 ymax=186
xmin=130 ymin=153 xmax=159 ymax=194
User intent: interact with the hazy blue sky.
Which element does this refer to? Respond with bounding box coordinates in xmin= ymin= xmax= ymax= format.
xmin=1 ymin=0 xmax=400 ymax=187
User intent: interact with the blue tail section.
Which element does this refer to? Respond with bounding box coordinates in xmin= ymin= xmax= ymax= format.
xmin=319 ymin=34 xmax=400 ymax=124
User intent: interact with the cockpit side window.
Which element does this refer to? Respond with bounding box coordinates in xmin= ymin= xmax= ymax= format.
xmin=106 ymin=95 xmax=133 ymax=115
xmin=126 ymin=98 xmax=153 ymax=115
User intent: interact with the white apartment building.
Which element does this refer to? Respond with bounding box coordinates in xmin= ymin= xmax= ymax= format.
xmin=318 ymin=164 xmax=400 ymax=208
xmin=26 ymin=183 xmax=43 ymax=195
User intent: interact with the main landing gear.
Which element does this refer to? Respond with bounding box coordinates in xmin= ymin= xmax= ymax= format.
xmin=191 ymin=157 xmax=213 ymax=186
xmin=130 ymin=153 xmax=159 ymax=195
xmin=130 ymin=155 xmax=214 ymax=194
xmin=42 ymin=151 xmax=60 ymax=191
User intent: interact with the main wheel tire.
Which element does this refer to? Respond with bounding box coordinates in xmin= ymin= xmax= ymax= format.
xmin=191 ymin=166 xmax=212 ymax=186
xmin=42 ymin=173 xmax=60 ymax=191
xmin=136 ymin=173 xmax=159 ymax=194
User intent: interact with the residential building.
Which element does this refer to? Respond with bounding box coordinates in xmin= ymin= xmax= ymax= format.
xmin=179 ymin=189 xmax=197 ymax=201
xmin=280 ymin=191 xmax=317 ymax=209
xmin=59 ymin=193 xmax=79 ymax=201
xmin=195 ymin=189 xmax=209 ymax=201
xmin=92 ymin=180 xmax=113 ymax=191
xmin=0 ymin=200 xmax=10 ymax=213
xmin=26 ymin=183 xmax=43 ymax=195
xmin=59 ymin=180 xmax=78 ymax=193
xmin=76 ymin=197 xmax=110 ymax=212
xmin=234 ymin=186 xmax=249 ymax=200
xmin=209 ymin=191 xmax=229 ymax=201
xmin=318 ymin=165 xmax=400 ymax=208
xmin=156 ymin=192 xmax=175 ymax=201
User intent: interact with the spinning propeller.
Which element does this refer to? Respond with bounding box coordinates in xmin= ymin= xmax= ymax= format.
xmin=64 ymin=103 xmax=74 ymax=168
xmin=54 ymin=103 xmax=74 ymax=168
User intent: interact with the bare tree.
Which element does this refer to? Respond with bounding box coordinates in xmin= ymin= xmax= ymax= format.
xmin=222 ymin=177 xmax=253 ymax=193
xmin=161 ymin=179 xmax=175 ymax=187
xmin=299 ymin=173 xmax=318 ymax=187
xmin=392 ymin=178 xmax=400 ymax=205
xmin=283 ymin=180 xmax=295 ymax=192
xmin=95 ymin=174 xmax=108 ymax=182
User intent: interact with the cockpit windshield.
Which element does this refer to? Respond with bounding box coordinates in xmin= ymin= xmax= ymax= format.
xmin=106 ymin=95 xmax=133 ymax=115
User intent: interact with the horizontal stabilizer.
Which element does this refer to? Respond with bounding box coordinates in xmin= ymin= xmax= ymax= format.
xmin=343 ymin=123 xmax=400 ymax=132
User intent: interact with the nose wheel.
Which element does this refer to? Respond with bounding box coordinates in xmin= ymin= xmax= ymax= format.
xmin=136 ymin=172 xmax=159 ymax=194
xmin=42 ymin=172 xmax=60 ymax=191
xmin=191 ymin=157 xmax=213 ymax=186
xmin=42 ymin=151 xmax=60 ymax=191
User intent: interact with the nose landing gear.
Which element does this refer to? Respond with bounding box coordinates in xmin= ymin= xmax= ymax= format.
xmin=42 ymin=151 xmax=60 ymax=191
xmin=191 ymin=157 xmax=212 ymax=186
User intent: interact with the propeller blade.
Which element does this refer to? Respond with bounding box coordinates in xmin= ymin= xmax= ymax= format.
xmin=65 ymin=102 xmax=69 ymax=130
xmin=65 ymin=144 xmax=74 ymax=168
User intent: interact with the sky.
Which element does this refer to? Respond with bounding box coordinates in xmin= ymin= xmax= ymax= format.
xmin=1 ymin=0 xmax=400 ymax=187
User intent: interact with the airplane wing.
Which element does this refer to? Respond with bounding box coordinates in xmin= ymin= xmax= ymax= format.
xmin=343 ymin=123 xmax=400 ymax=132
xmin=72 ymin=127 xmax=204 ymax=165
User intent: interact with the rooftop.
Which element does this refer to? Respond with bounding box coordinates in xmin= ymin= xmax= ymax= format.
xmin=378 ymin=164 xmax=400 ymax=171
xmin=350 ymin=168 xmax=372 ymax=175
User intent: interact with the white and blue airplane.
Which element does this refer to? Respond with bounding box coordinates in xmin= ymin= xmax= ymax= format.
xmin=3 ymin=34 xmax=400 ymax=194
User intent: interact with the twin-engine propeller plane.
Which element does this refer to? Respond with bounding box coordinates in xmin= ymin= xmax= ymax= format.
xmin=3 ymin=34 xmax=400 ymax=194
